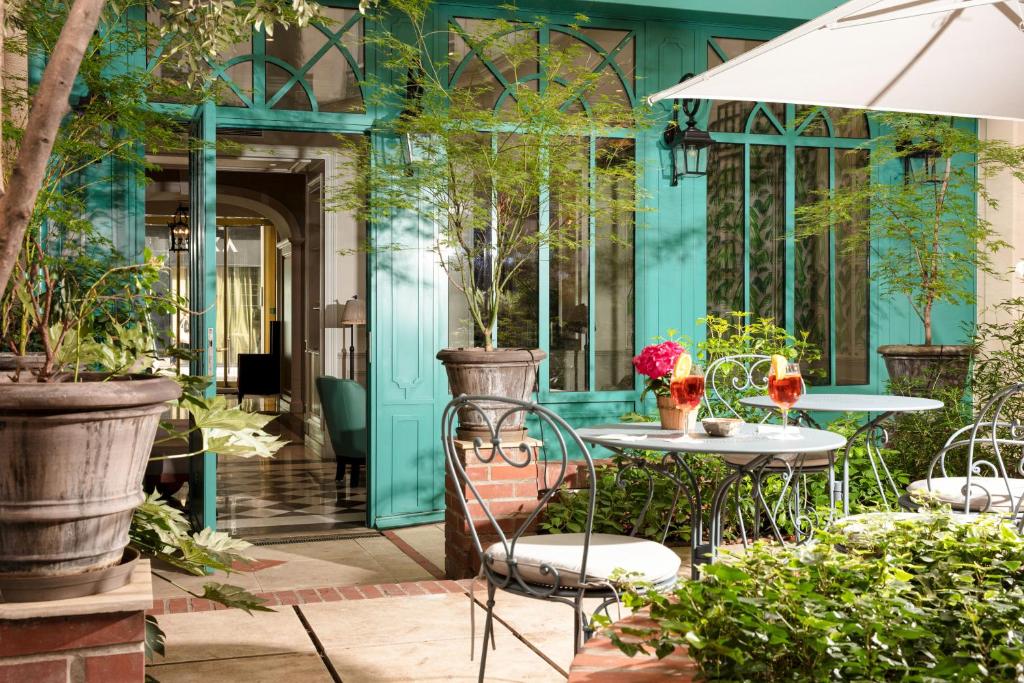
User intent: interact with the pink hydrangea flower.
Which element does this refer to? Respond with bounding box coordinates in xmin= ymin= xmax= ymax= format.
xmin=632 ymin=340 xmax=685 ymax=379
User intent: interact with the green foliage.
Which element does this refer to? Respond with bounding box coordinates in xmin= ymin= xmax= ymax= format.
xmin=699 ymin=312 xmax=821 ymax=365
xmin=614 ymin=512 xmax=1024 ymax=682
xmin=796 ymin=113 xmax=1022 ymax=345
xmin=130 ymin=492 xmax=255 ymax=579
xmin=886 ymin=380 xmax=972 ymax=479
xmin=332 ymin=0 xmax=650 ymax=350
xmin=974 ymin=297 xmax=1024 ymax=422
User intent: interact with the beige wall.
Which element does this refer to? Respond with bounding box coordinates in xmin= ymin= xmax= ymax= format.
xmin=977 ymin=119 xmax=1024 ymax=330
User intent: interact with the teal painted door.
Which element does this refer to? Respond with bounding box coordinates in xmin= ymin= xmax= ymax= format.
xmin=368 ymin=139 xmax=448 ymax=529
xmin=187 ymin=101 xmax=219 ymax=531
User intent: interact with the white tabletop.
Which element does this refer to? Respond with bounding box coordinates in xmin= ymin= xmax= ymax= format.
xmin=739 ymin=393 xmax=943 ymax=414
xmin=576 ymin=422 xmax=847 ymax=455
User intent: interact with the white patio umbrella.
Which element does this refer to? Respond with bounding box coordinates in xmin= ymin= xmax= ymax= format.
xmin=649 ymin=0 xmax=1024 ymax=121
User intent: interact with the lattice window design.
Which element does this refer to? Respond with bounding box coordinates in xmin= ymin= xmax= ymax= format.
xmin=705 ymin=36 xmax=872 ymax=386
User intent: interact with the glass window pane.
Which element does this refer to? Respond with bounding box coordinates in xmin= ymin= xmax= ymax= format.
xmin=828 ymin=108 xmax=871 ymax=138
xmin=549 ymin=139 xmax=590 ymax=392
xmin=795 ymin=147 xmax=831 ymax=383
xmin=748 ymin=144 xmax=786 ymax=326
xmin=797 ymin=107 xmax=830 ymax=136
xmin=452 ymin=19 xmax=537 ymax=110
xmin=595 ymin=139 xmax=635 ymax=391
xmin=266 ymin=9 xmax=364 ymax=112
xmin=712 ymin=37 xmax=766 ymax=61
xmin=498 ymin=215 xmax=539 ymax=350
xmin=835 ymin=149 xmax=871 ymax=384
xmin=707 ymin=143 xmax=745 ymax=316
xmin=750 ymin=108 xmax=782 ymax=134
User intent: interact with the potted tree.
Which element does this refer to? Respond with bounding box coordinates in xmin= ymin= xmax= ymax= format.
xmin=796 ymin=113 xmax=1024 ymax=391
xmin=0 ymin=0 xmax=312 ymax=599
xmin=336 ymin=1 xmax=647 ymax=438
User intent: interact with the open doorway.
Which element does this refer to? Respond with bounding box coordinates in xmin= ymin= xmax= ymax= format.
xmin=145 ymin=129 xmax=369 ymax=539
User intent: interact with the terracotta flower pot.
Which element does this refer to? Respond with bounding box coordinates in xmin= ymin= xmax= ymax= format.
xmin=0 ymin=374 xmax=181 ymax=595
xmin=437 ymin=347 xmax=546 ymax=440
xmin=657 ymin=395 xmax=692 ymax=431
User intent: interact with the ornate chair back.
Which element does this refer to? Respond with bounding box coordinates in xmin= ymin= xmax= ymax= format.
xmin=703 ymin=354 xmax=774 ymax=422
xmin=442 ymin=395 xmax=598 ymax=592
xmin=926 ymin=383 xmax=1024 ymax=529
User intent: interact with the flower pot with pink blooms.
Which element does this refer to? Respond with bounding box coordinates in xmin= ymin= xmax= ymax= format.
xmin=633 ymin=339 xmax=701 ymax=432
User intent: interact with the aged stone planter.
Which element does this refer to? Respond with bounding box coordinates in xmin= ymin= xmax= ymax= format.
xmin=0 ymin=374 xmax=180 ymax=596
xmin=436 ymin=348 xmax=545 ymax=440
xmin=878 ymin=344 xmax=974 ymax=393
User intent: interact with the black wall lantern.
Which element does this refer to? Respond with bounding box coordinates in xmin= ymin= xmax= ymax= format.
xmin=663 ymin=73 xmax=714 ymax=184
xmin=167 ymin=204 xmax=190 ymax=252
xmin=900 ymin=139 xmax=944 ymax=184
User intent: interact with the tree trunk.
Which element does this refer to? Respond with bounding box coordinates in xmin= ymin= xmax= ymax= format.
xmin=0 ymin=0 xmax=107 ymax=294
xmin=923 ymin=301 xmax=932 ymax=346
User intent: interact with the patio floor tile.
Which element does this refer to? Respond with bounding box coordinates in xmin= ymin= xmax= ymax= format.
xmin=150 ymin=606 xmax=315 ymax=664
xmin=300 ymin=593 xmax=565 ymax=681
xmin=146 ymin=653 xmax=333 ymax=682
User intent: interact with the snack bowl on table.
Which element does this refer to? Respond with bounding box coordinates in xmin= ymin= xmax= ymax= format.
xmin=701 ymin=417 xmax=744 ymax=437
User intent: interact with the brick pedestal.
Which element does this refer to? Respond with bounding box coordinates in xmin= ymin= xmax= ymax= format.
xmin=0 ymin=561 xmax=153 ymax=683
xmin=568 ymin=608 xmax=697 ymax=682
xmin=445 ymin=438 xmax=607 ymax=579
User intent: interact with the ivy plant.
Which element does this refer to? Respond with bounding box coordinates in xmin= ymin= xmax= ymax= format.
xmin=610 ymin=511 xmax=1024 ymax=682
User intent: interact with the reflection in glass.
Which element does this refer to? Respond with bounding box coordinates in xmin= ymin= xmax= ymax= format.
xmin=450 ymin=19 xmax=538 ymax=110
xmin=795 ymin=147 xmax=831 ymax=383
xmin=548 ymin=137 xmax=589 ymax=391
xmin=216 ymin=225 xmax=264 ymax=385
xmin=707 ymin=143 xmax=745 ymax=317
xmin=835 ymin=149 xmax=870 ymax=385
xmin=266 ymin=8 xmax=364 ymax=113
xmin=594 ymin=139 xmax=635 ymax=391
xmin=748 ymin=144 xmax=785 ymax=325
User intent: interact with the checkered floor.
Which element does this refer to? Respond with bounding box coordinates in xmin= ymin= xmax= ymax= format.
xmin=217 ymin=449 xmax=368 ymax=539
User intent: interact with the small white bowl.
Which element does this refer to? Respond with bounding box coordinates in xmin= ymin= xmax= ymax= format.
xmin=702 ymin=418 xmax=744 ymax=437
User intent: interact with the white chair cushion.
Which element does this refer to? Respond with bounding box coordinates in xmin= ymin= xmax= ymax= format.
xmin=722 ymin=451 xmax=832 ymax=469
xmin=908 ymin=476 xmax=1024 ymax=512
xmin=483 ymin=533 xmax=680 ymax=589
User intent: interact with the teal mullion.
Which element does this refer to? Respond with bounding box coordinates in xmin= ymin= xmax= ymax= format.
xmin=784 ymin=104 xmax=796 ymax=333
xmin=714 ymin=132 xmax=864 ymax=149
xmin=253 ymin=27 xmax=267 ymax=109
xmin=587 ymin=135 xmax=597 ymax=392
xmin=828 ymin=146 xmax=838 ymax=384
xmin=742 ymin=142 xmax=751 ymax=312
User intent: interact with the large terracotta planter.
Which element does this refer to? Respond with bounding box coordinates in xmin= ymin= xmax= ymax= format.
xmin=878 ymin=344 xmax=974 ymax=394
xmin=437 ymin=348 xmax=545 ymax=440
xmin=0 ymin=374 xmax=180 ymax=587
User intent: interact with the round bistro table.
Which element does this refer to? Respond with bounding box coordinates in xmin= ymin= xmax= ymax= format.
xmin=740 ymin=393 xmax=943 ymax=515
xmin=576 ymin=422 xmax=847 ymax=578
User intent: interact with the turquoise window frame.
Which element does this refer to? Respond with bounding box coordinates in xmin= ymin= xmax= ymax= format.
xmin=440 ymin=7 xmax=645 ymax=406
xmin=700 ymin=29 xmax=879 ymax=389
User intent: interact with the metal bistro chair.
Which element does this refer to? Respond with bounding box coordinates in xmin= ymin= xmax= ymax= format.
xmin=905 ymin=382 xmax=1024 ymax=532
xmin=703 ymin=354 xmax=835 ymax=545
xmin=442 ymin=395 xmax=681 ymax=683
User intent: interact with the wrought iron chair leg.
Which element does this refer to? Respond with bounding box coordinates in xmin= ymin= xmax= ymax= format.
xmin=573 ymin=593 xmax=585 ymax=654
xmin=478 ymin=582 xmax=497 ymax=683
xmin=734 ymin=482 xmax=749 ymax=549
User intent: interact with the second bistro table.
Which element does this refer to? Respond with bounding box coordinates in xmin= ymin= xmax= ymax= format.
xmin=575 ymin=422 xmax=847 ymax=578
xmin=739 ymin=394 xmax=944 ymax=515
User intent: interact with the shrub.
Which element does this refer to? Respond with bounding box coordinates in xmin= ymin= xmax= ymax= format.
xmin=611 ymin=512 xmax=1024 ymax=682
